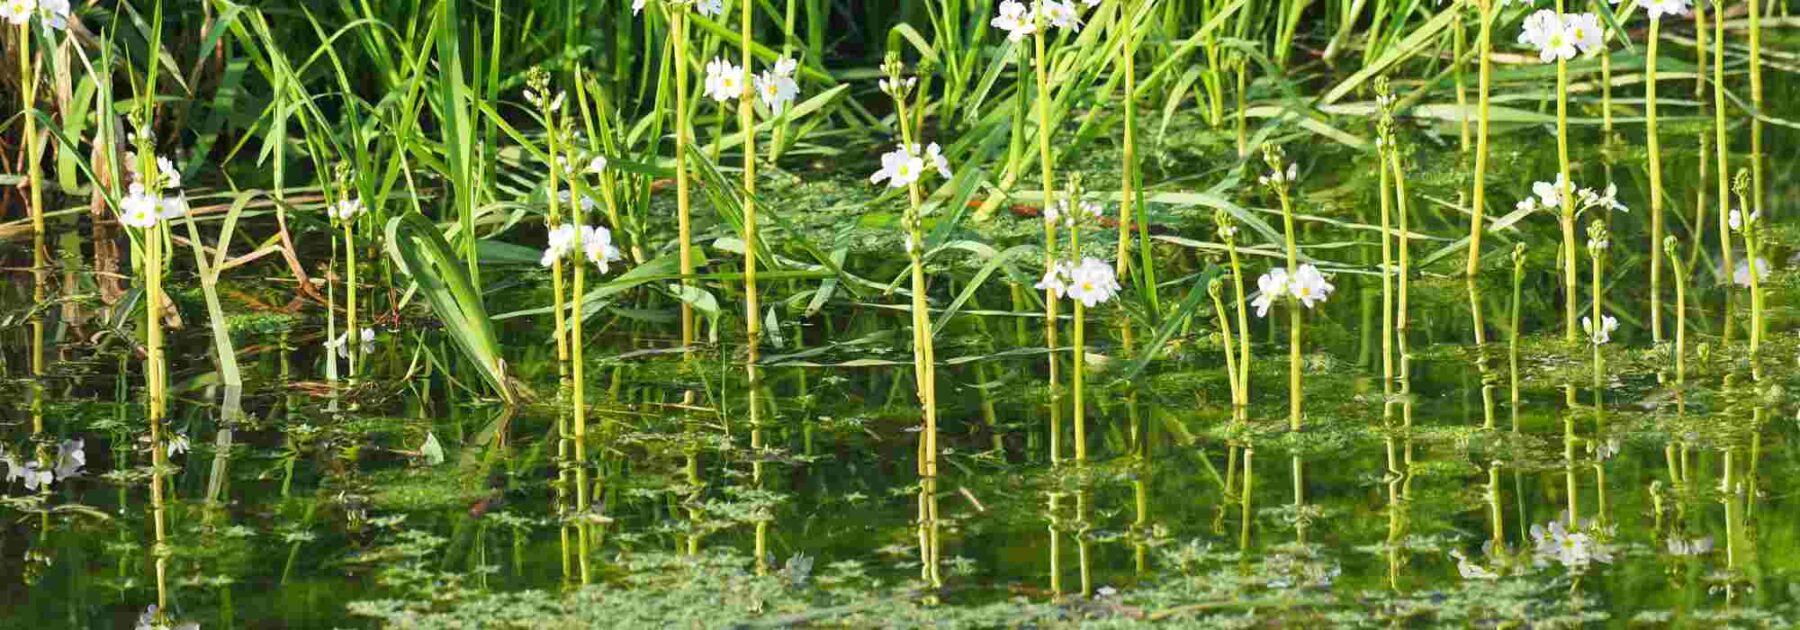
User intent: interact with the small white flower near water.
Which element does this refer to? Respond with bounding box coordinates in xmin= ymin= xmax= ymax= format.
xmin=704 ymin=56 xmax=746 ymax=103
xmin=1582 ymin=314 xmax=1618 ymax=345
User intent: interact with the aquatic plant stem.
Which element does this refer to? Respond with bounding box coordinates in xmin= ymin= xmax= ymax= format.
xmin=1378 ymin=128 xmax=1395 ymax=390
xmin=1748 ymin=0 xmax=1763 ymax=220
xmin=1466 ymin=0 xmax=1493 ymax=277
xmin=1033 ymin=18 xmax=1063 ymax=465
xmin=1277 ymin=179 xmax=1301 ymax=432
xmin=1734 ymin=174 xmax=1764 ymax=357
xmin=892 ymin=79 xmax=940 ymax=481
xmin=1210 ymin=282 xmax=1242 ymax=406
xmin=1665 ymin=237 xmax=1686 ymax=386
xmin=1510 ymin=245 xmax=1525 ymax=432
xmin=1711 ymin=0 xmax=1732 ymax=341
xmin=343 ymin=221 xmax=358 ymax=377
xmin=673 ymin=7 xmax=697 ymax=360
xmin=1647 ymin=16 xmax=1664 ymax=343
xmin=1555 ymin=0 xmax=1576 ymax=346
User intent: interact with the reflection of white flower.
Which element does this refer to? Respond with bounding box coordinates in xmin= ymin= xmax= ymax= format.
xmin=167 ymin=432 xmax=190 ymax=458
xmin=1666 ymin=536 xmax=1712 ymax=556
xmin=1582 ymin=314 xmax=1618 ymax=345
xmin=1530 ymin=518 xmax=1615 ymax=569
xmin=53 ymin=438 xmax=84 ymax=480
xmin=1734 ymin=258 xmax=1771 ymax=288
xmin=1251 ymin=268 xmax=1289 ymax=318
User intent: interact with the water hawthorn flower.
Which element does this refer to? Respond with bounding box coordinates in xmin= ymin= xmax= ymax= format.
xmin=1517 ymin=175 xmax=1626 ymax=215
xmin=1582 ymin=314 xmax=1619 ymax=345
xmin=756 ymin=57 xmax=801 ymax=115
xmin=119 ymin=183 xmax=188 ymax=229
xmin=1044 ymin=197 xmax=1103 ymax=228
xmin=1519 ymin=10 xmax=1605 ymax=62
xmin=2 ymin=0 xmax=69 ymax=29
xmin=1252 ymin=264 xmax=1335 ymax=317
xmin=1038 ymin=257 xmax=1120 ymax=307
xmin=869 ymin=143 xmax=951 ymax=188
xmin=1639 ymin=0 xmax=1691 ymax=20
xmin=1728 ymin=208 xmax=1759 ymax=232
xmin=990 ymin=1 xmax=1037 ymax=41
xmin=540 ymin=223 xmax=623 ymax=272
xmin=329 ymin=197 xmax=366 ymax=223
xmin=1529 ymin=518 xmax=1615 ymax=569
xmin=704 ymin=57 xmax=746 ymax=103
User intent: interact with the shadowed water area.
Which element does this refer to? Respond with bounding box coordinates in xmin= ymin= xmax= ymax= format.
xmin=4 ymin=1 xmax=1800 ymax=628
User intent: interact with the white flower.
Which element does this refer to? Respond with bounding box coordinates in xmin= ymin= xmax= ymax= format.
xmin=991 ymin=0 xmax=1037 ymax=41
xmin=581 ymin=225 xmax=624 ymax=273
xmin=869 ymin=145 xmax=926 ymax=188
xmin=0 ymin=0 xmax=34 ymax=26
xmin=1515 ymin=196 xmax=1540 ymax=214
xmin=1044 ymin=200 xmax=1064 ymax=225
xmin=157 ymin=194 xmax=188 ymax=221
xmin=1251 ymin=268 xmax=1291 ymax=318
xmin=20 ymin=461 xmax=53 ymax=491
xmin=1065 ymin=257 xmax=1121 ymax=307
xmin=156 ymin=156 xmax=182 ymax=188
xmin=1582 ymin=314 xmax=1618 ymax=345
xmin=877 ymin=76 xmax=917 ymax=97
xmin=695 ymin=0 xmax=725 ymax=17
xmin=38 ymin=0 xmax=66 ymax=29
xmin=541 ymin=223 xmax=579 ymax=266
xmin=924 ymin=142 xmax=952 ymax=179
xmin=1586 ymin=182 xmax=1627 ymax=213
xmin=1037 ymin=0 xmax=1082 ymax=31
xmin=903 ymin=232 xmax=917 ymax=255
xmin=1036 ymin=261 xmax=1072 ymax=299
xmin=1587 ymin=236 xmax=1608 ymax=251
xmin=1728 ymin=208 xmax=1759 ymax=232
xmin=1642 ymin=0 xmax=1691 ymax=19
xmin=53 ymin=438 xmax=84 ymax=480
xmin=1532 ymin=173 xmax=1571 ymax=209
xmin=358 ymin=328 xmax=376 ymax=353
xmin=704 ymin=57 xmax=746 ymax=103
xmin=1521 ymin=10 xmax=1578 ymax=62
xmin=1734 ymin=258 xmax=1770 ymax=288
xmin=1290 ymin=263 xmax=1335 ymax=308
xmin=1450 ymin=549 xmax=1499 ymax=580
xmin=588 ymin=156 xmax=609 ymax=174
xmin=167 ymin=432 xmax=190 ymax=458
xmin=120 ymin=185 xmax=162 ymax=229
xmin=1666 ymin=536 xmax=1712 ymax=556
xmin=756 ymin=57 xmax=802 ymax=115
xmin=1565 ymin=13 xmax=1604 ymax=55
xmin=632 ymin=0 xmax=647 ymax=15
xmin=557 ymin=190 xmax=600 ymax=213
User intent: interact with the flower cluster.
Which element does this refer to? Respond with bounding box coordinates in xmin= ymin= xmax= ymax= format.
xmin=990 ymin=0 xmax=1097 ymax=41
xmin=1251 ymin=264 xmax=1335 ymax=317
xmin=757 ymin=57 xmax=802 ymax=115
xmin=522 ymin=85 xmax=565 ymax=114
xmin=0 ymin=0 xmax=69 ymax=29
xmin=1043 ymin=196 xmax=1103 ymax=228
xmin=541 ymin=223 xmax=625 ymax=272
xmin=1515 ymin=175 xmax=1626 ymax=215
xmin=869 ymin=143 xmax=952 ymax=189
xmin=1036 ymin=257 xmax=1121 ymax=307
xmin=328 ymin=197 xmax=366 ymax=223
xmin=118 ymin=152 xmax=191 ymax=229
xmin=1519 ymin=10 xmax=1605 ymax=63
xmin=1665 ymin=536 xmax=1712 ymax=557
xmin=1529 ymin=518 xmax=1615 ymax=569
xmin=2 ymin=439 xmax=84 ymax=491
xmin=703 ymin=57 xmax=746 ymax=102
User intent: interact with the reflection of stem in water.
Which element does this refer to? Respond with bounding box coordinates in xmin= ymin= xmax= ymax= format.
xmin=1239 ymin=448 xmax=1254 ymax=551
xmin=1509 ymin=245 xmax=1525 ymax=432
xmin=1468 ymin=278 xmax=1495 ymax=430
xmin=1047 ymin=490 xmax=1062 ymax=596
xmin=1291 ymin=456 xmax=1305 ymax=544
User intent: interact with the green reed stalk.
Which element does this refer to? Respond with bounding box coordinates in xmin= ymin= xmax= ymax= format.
xmin=20 ymin=20 xmax=45 ymax=315
xmin=1555 ymin=0 xmax=1577 ymax=345
xmin=1375 ymin=81 xmax=1396 ymax=389
xmin=1386 ymin=133 xmax=1412 ymax=350
xmin=1454 ymin=2 xmax=1469 ymax=153
xmin=1733 ymin=171 xmax=1764 ymax=356
xmin=342 ymin=214 xmax=359 ymax=377
xmin=1664 ymin=237 xmax=1686 ymax=386
xmin=1068 ymin=203 xmax=1088 ymax=464
xmin=1692 ymin=0 xmax=1707 ymax=99
xmin=1116 ymin=0 xmax=1138 ymax=326
xmin=1466 ymin=0 xmax=1494 ymax=277
xmin=1209 ymin=279 xmax=1241 ymax=406
xmin=1711 ymin=0 xmax=1732 ymax=341
xmin=1646 ymin=14 xmax=1665 ymax=342
xmin=1587 ymin=221 xmax=1608 ymax=380
xmin=1032 ymin=13 xmax=1063 ymax=465
xmin=739 ymin=0 xmax=765 ymax=472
